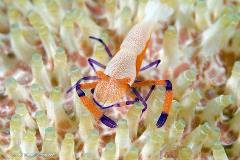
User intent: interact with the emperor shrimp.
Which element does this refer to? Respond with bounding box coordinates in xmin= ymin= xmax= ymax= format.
xmin=67 ymin=0 xmax=174 ymax=128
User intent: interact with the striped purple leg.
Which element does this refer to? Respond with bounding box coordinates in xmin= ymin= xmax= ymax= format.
xmin=66 ymin=76 xmax=99 ymax=94
xmin=100 ymin=115 xmax=117 ymax=128
xmin=93 ymin=97 xmax=139 ymax=109
xmin=132 ymin=88 xmax=148 ymax=117
xmin=75 ymin=81 xmax=117 ymax=128
xmin=145 ymin=85 xmax=156 ymax=101
xmin=89 ymin=36 xmax=113 ymax=58
xmin=88 ymin=58 xmax=106 ymax=73
xmin=131 ymin=85 xmax=156 ymax=117
xmin=140 ymin=59 xmax=161 ymax=72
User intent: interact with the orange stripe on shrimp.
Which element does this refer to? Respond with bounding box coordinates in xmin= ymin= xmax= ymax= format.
xmin=136 ymin=37 xmax=151 ymax=74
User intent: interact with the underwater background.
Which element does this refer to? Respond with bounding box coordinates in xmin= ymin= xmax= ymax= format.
xmin=0 ymin=0 xmax=240 ymax=159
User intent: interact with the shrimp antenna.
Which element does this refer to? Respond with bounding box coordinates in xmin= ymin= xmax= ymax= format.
xmin=66 ymin=79 xmax=81 ymax=94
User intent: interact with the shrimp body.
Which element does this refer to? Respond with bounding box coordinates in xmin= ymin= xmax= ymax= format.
xmin=68 ymin=0 xmax=174 ymax=128
xmin=94 ymin=21 xmax=153 ymax=106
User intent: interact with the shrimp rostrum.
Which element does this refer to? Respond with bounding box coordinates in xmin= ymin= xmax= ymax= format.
xmin=67 ymin=0 xmax=174 ymax=128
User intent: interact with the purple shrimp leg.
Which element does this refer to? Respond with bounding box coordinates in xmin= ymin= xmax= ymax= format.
xmin=66 ymin=76 xmax=99 ymax=94
xmin=93 ymin=97 xmax=139 ymax=109
xmin=89 ymin=36 xmax=113 ymax=58
xmin=132 ymin=88 xmax=148 ymax=117
xmin=93 ymin=98 xmax=139 ymax=128
xmin=144 ymin=85 xmax=156 ymax=101
xmin=99 ymin=115 xmax=117 ymax=128
xmin=88 ymin=58 xmax=106 ymax=73
xmin=156 ymin=80 xmax=172 ymax=128
xmin=131 ymin=85 xmax=157 ymax=117
xmin=75 ymin=82 xmax=117 ymax=128
xmin=140 ymin=59 xmax=161 ymax=72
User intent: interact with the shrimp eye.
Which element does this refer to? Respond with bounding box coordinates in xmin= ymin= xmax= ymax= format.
xmin=96 ymin=71 xmax=108 ymax=80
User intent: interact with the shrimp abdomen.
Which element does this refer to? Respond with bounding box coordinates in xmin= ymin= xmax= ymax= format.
xmin=120 ymin=22 xmax=151 ymax=56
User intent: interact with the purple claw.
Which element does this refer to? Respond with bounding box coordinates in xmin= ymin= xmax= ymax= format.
xmin=100 ymin=115 xmax=117 ymax=128
xmin=156 ymin=112 xmax=168 ymax=128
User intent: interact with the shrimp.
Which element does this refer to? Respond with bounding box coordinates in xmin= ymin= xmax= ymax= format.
xmin=67 ymin=0 xmax=174 ymax=128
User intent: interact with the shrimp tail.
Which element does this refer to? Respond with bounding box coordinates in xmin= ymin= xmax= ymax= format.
xmin=144 ymin=0 xmax=173 ymax=23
